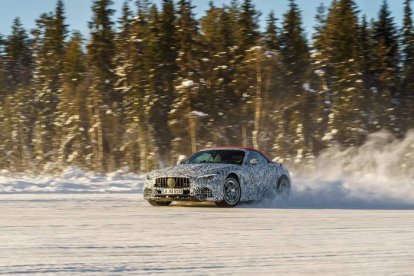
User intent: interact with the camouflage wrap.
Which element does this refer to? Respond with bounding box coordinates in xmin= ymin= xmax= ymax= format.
xmin=143 ymin=148 xmax=291 ymax=203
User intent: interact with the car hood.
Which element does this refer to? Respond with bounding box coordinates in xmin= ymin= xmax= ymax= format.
xmin=149 ymin=163 xmax=239 ymax=178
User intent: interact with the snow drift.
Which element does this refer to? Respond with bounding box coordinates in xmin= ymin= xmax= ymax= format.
xmin=0 ymin=167 xmax=144 ymax=194
xmin=0 ymin=130 xmax=413 ymax=209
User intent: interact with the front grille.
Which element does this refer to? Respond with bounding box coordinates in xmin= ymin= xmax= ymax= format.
xmin=195 ymin=187 xmax=213 ymax=199
xmin=155 ymin=177 xmax=190 ymax=188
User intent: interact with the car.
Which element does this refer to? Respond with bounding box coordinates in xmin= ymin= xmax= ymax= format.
xmin=143 ymin=147 xmax=292 ymax=207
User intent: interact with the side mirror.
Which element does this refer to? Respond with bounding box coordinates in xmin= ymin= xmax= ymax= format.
xmin=249 ymin=158 xmax=258 ymax=165
xmin=177 ymin=155 xmax=187 ymax=165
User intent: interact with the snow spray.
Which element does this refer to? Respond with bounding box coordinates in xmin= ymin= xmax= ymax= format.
xmin=263 ymin=129 xmax=414 ymax=209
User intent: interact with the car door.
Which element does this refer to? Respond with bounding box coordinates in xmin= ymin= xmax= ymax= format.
xmin=243 ymin=151 xmax=268 ymax=200
xmin=263 ymin=161 xmax=282 ymax=195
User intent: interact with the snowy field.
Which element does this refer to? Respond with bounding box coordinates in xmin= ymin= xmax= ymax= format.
xmin=1 ymin=194 xmax=414 ymax=275
xmin=1 ymin=131 xmax=414 ymax=274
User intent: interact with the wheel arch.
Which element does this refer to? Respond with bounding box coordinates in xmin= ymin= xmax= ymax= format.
xmin=217 ymin=172 xmax=242 ymax=207
xmin=226 ymin=172 xmax=240 ymax=183
xmin=226 ymin=172 xmax=245 ymax=201
xmin=277 ymin=174 xmax=291 ymax=189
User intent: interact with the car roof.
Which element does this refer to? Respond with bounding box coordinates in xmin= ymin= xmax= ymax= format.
xmin=199 ymin=146 xmax=272 ymax=162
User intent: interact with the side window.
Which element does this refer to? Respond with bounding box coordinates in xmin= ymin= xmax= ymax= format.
xmin=247 ymin=152 xmax=268 ymax=165
xmin=193 ymin=152 xmax=212 ymax=163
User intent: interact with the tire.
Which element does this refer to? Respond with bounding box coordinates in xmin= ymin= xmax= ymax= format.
xmin=148 ymin=199 xmax=172 ymax=206
xmin=216 ymin=176 xmax=241 ymax=207
xmin=276 ymin=175 xmax=291 ymax=201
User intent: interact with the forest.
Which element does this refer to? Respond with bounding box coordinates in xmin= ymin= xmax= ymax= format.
xmin=0 ymin=0 xmax=413 ymax=173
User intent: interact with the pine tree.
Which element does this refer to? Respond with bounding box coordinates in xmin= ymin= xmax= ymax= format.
xmin=0 ymin=36 xmax=7 ymax=168
xmin=88 ymin=0 xmax=116 ymax=101
xmin=29 ymin=9 xmax=67 ymax=169
xmin=400 ymin=0 xmax=414 ymax=132
xmin=264 ymin=11 xmax=279 ymax=51
xmin=372 ymin=0 xmax=400 ymax=96
xmin=359 ymin=16 xmax=376 ymax=89
xmin=277 ymin=0 xmax=311 ymax=161
xmin=312 ymin=0 xmax=370 ymax=148
xmin=200 ymin=2 xmax=221 ymax=52
xmin=175 ymin=0 xmax=200 ymax=73
xmin=201 ymin=4 xmax=235 ymax=80
xmin=52 ymin=0 xmax=68 ymax=71
xmin=304 ymin=3 xmax=330 ymax=157
xmin=4 ymin=18 xmax=32 ymax=91
xmin=145 ymin=4 xmax=167 ymax=168
xmin=158 ymin=0 xmax=177 ymax=88
xmin=311 ymin=3 xmax=329 ymax=91
xmin=1 ymin=23 xmax=35 ymax=170
xmin=150 ymin=0 xmax=178 ymax=165
xmin=113 ymin=1 xmax=136 ymax=171
xmin=122 ymin=0 xmax=159 ymax=172
xmin=312 ymin=3 xmax=327 ymax=52
xmin=0 ymin=35 xmax=7 ymax=97
xmin=51 ymin=0 xmax=69 ymax=159
xmin=0 ymin=87 xmax=36 ymax=170
xmin=113 ymin=1 xmax=133 ymax=92
xmin=87 ymin=0 xmax=117 ymax=171
xmin=279 ymin=0 xmax=310 ymax=90
xmin=227 ymin=0 xmax=242 ymax=44
xmin=229 ymin=0 xmax=261 ymax=147
xmin=370 ymin=0 xmax=401 ymax=134
xmin=199 ymin=4 xmax=239 ymax=149
xmin=324 ymin=5 xmax=361 ymax=88
xmin=146 ymin=4 xmax=170 ymax=167
xmin=401 ymin=0 xmax=414 ymax=94
xmin=55 ymin=32 xmax=89 ymax=168
xmin=311 ymin=2 xmax=329 ymax=91
xmin=237 ymin=0 xmax=260 ymax=54
xmin=170 ymin=0 xmax=205 ymax=157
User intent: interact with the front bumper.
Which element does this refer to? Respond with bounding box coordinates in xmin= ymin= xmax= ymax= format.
xmin=144 ymin=178 xmax=221 ymax=202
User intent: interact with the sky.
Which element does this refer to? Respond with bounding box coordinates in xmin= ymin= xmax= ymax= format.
xmin=0 ymin=0 xmax=406 ymax=38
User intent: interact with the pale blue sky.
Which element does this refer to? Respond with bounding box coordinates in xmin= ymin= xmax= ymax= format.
xmin=0 ymin=0 xmax=406 ymax=38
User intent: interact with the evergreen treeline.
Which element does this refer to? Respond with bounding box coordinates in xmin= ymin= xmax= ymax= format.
xmin=0 ymin=0 xmax=414 ymax=172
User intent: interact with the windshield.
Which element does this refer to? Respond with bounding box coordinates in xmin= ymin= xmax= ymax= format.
xmin=184 ymin=150 xmax=245 ymax=165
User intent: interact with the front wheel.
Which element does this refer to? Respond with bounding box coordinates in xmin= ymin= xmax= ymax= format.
xmin=216 ymin=176 xmax=241 ymax=207
xmin=148 ymin=199 xmax=172 ymax=206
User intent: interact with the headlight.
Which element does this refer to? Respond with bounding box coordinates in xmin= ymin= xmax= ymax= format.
xmin=196 ymin=174 xmax=217 ymax=179
xmin=146 ymin=174 xmax=153 ymax=180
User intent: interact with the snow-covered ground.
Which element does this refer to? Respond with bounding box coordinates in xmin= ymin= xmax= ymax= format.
xmin=1 ymin=131 xmax=413 ymax=274
xmin=1 ymin=194 xmax=413 ymax=275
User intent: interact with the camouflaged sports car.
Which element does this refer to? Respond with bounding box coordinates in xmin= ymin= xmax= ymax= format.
xmin=143 ymin=147 xmax=291 ymax=207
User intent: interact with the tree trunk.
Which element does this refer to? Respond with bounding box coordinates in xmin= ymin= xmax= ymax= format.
xmin=252 ymin=52 xmax=262 ymax=149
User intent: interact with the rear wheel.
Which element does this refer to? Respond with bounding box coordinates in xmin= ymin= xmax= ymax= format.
xmin=216 ymin=176 xmax=241 ymax=207
xmin=276 ymin=175 xmax=291 ymax=201
xmin=148 ymin=199 xmax=172 ymax=206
